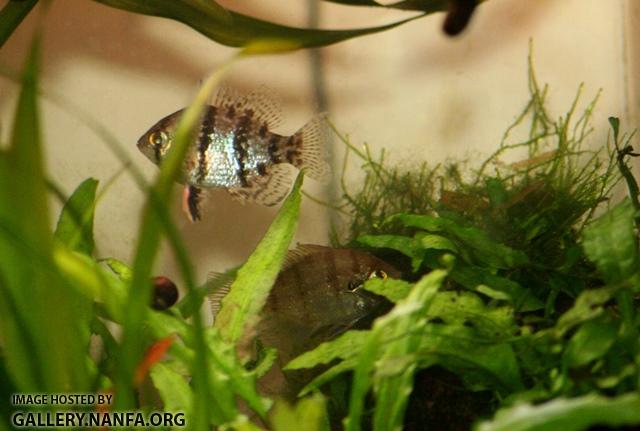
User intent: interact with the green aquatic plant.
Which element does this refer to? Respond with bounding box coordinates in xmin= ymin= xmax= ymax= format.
xmin=334 ymin=57 xmax=619 ymax=252
xmin=0 ymin=33 xmax=314 ymax=430
xmin=1 ymin=0 xmax=480 ymax=50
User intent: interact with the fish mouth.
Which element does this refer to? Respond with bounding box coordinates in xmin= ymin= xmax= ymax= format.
xmin=310 ymin=323 xmax=353 ymax=342
xmin=309 ymin=291 xmax=393 ymax=342
xmin=309 ymin=312 xmax=383 ymax=342
xmin=350 ymin=289 xmax=393 ymax=329
xmin=354 ymin=288 xmax=393 ymax=312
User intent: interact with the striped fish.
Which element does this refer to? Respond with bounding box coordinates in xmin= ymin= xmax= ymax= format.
xmin=208 ymin=244 xmax=400 ymax=399
xmin=137 ymin=88 xmax=330 ymax=221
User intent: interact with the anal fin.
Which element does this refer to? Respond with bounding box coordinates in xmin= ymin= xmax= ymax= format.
xmin=228 ymin=164 xmax=294 ymax=207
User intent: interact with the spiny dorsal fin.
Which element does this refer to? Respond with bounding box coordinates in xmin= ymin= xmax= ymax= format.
xmin=213 ymin=85 xmax=239 ymax=110
xmin=206 ymin=245 xmax=330 ymax=320
xmin=281 ymin=243 xmax=330 ymax=271
xmin=214 ymin=85 xmax=282 ymax=129
xmin=241 ymin=86 xmax=283 ymax=129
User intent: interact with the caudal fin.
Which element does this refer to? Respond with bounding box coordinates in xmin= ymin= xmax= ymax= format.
xmin=293 ymin=116 xmax=331 ymax=183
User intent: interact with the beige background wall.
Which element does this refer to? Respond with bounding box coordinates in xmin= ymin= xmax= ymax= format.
xmin=0 ymin=0 xmax=637 ymax=288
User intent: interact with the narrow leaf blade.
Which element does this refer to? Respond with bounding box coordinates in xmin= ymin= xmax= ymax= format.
xmin=476 ymin=393 xmax=640 ymax=431
xmin=54 ymin=178 xmax=99 ymax=255
xmin=93 ymin=0 xmax=428 ymax=49
xmin=215 ymin=174 xmax=303 ymax=342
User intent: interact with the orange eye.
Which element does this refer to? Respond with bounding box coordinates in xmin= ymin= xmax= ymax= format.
xmin=148 ymin=131 xmax=167 ymax=147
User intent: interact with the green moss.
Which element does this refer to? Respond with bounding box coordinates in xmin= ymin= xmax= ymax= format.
xmin=335 ymin=59 xmax=619 ymax=259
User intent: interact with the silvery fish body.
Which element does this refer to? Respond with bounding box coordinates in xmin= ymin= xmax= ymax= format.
xmin=209 ymin=244 xmax=400 ymax=400
xmin=137 ymin=88 xmax=329 ymax=220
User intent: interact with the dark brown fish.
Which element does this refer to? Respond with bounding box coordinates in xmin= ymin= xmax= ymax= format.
xmin=208 ymin=244 xmax=400 ymax=399
xmin=137 ymin=88 xmax=330 ymax=221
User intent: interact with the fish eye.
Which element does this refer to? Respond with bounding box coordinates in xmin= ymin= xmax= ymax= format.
xmin=368 ymin=270 xmax=388 ymax=280
xmin=349 ymin=270 xmax=388 ymax=292
xmin=148 ymin=131 xmax=167 ymax=147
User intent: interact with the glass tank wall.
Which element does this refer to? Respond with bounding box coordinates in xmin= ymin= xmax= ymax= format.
xmin=1 ymin=2 xmax=640 ymax=428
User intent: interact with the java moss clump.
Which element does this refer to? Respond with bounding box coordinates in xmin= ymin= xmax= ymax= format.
xmin=335 ymin=64 xmax=618 ymax=252
xmin=333 ymin=63 xmax=623 ymax=300
xmin=301 ymin=63 xmax=640 ymax=430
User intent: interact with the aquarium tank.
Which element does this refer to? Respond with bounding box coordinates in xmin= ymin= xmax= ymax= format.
xmin=1 ymin=0 xmax=640 ymax=430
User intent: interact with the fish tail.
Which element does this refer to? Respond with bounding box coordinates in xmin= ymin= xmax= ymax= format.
xmin=292 ymin=115 xmax=331 ymax=183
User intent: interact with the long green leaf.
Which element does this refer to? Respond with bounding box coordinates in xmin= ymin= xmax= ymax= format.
xmin=92 ymin=0 xmax=428 ymax=48
xmin=0 ymin=34 xmax=90 ymax=393
xmin=215 ymin=173 xmax=303 ymax=342
xmin=54 ymin=178 xmax=98 ymax=255
xmin=475 ymin=393 xmax=640 ymax=431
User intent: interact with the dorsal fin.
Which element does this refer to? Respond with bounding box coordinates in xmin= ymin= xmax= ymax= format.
xmin=213 ymin=85 xmax=239 ymax=109
xmin=206 ymin=245 xmax=330 ymax=321
xmin=241 ymin=86 xmax=283 ymax=129
xmin=214 ymin=85 xmax=282 ymax=129
xmin=282 ymin=244 xmax=330 ymax=270
xmin=206 ymin=271 xmax=235 ymax=322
